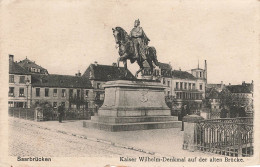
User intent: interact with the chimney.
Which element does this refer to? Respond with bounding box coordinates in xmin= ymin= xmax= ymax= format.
xmin=229 ymin=83 xmax=231 ymax=86
xmin=179 ymin=68 xmax=181 ymax=71
xmin=94 ymin=61 xmax=98 ymax=66
xmin=9 ymin=54 xmax=14 ymax=62
xmin=252 ymin=80 xmax=254 ymax=84
xmin=75 ymin=70 xmax=81 ymax=77
xmin=242 ymin=81 xmax=245 ymax=86
xmin=204 ymin=60 xmax=207 ymax=83
xmin=112 ymin=62 xmax=117 ymax=67
xmin=221 ymin=81 xmax=223 ymax=90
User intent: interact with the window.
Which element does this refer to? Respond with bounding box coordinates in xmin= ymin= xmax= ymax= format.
xmin=200 ymin=84 xmax=203 ymax=90
xmin=189 ymin=83 xmax=191 ymax=90
xmin=62 ymin=89 xmax=66 ymax=97
xmin=167 ymin=91 xmax=170 ymax=96
xmin=176 ymin=82 xmax=179 ymax=89
xmin=163 ymin=78 xmax=166 ymax=84
xmin=200 ymin=72 xmax=202 ymax=77
xmin=192 ymin=83 xmax=195 ymax=89
xmin=69 ymin=89 xmax=73 ymax=98
xmin=19 ymin=76 xmax=25 ymax=83
xmin=167 ymin=81 xmax=170 ymax=87
xmin=53 ymin=89 xmax=57 ymax=97
xmin=53 ymin=102 xmax=57 ymax=108
xmin=9 ymin=87 xmax=14 ymax=97
xmin=184 ymin=83 xmax=187 ymax=89
xmin=85 ymin=90 xmax=89 ymax=97
xmin=8 ymin=101 xmax=14 ymax=107
xmin=19 ymin=88 xmax=24 ymax=97
xmin=77 ymin=89 xmax=80 ymax=98
xmin=36 ymin=88 xmax=40 ymax=97
xmin=9 ymin=75 xmax=14 ymax=83
xmin=45 ymin=88 xmax=49 ymax=97
xmin=180 ymin=82 xmax=183 ymax=90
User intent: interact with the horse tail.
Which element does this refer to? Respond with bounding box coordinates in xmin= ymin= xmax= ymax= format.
xmin=149 ymin=47 xmax=159 ymax=66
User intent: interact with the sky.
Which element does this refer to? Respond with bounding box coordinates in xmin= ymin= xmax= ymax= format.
xmin=1 ymin=0 xmax=259 ymax=84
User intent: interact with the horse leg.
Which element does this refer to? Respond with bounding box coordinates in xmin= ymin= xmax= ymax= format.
xmin=135 ymin=61 xmax=144 ymax=78
xmin=123 ymin=60 xmax=128 ymax=77
xmin=147 ymin=59 xmax=154 ymax=76
xmin=117 ymin=57 xmax=121 ymax=67
xmin=149 ymin=47 xmax=159 ymax=67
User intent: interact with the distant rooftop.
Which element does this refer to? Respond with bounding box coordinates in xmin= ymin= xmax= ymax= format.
xmin=226 ymin=83 xmax=253 ymax=94
xmin=171 ymin=70 xmax=196 ymax=80
xmin=9 ymin=61 xmax=29 ymax=75
xmin=31 ymin=74 xmax=93 ymax=89
xmin=17 ymin=57 xmax=48 ymax=74
xmin=82 ymin=63 xmax=136 ymax=81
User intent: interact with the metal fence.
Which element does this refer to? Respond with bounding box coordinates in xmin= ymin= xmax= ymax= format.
xmin=195 ymin=117 xmax=253 ymax=157
xmin=9 ymin=108 xmax=35 ymax=120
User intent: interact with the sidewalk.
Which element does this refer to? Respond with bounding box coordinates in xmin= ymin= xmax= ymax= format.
xmin=9 ymin=117 xmax=210 ymax=157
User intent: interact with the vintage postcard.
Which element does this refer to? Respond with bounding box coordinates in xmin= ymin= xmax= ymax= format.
xmin=0 ymin=0 xmax=259 ymax=167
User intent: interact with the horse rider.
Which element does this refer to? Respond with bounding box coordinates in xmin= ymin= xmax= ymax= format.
xmin=130 ymin=19 xmax=150 ymax=60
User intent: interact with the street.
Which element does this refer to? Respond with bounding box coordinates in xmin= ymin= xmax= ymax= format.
xmin=8 ymin=119 xmax=149 ymax=157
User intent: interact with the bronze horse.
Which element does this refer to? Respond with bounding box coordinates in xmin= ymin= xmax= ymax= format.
xmin=112 ymin=27 xmax=159 ymax=77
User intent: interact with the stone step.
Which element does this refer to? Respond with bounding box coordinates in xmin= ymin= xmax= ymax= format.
xmin=91 ymin=116 xmax=178 ymax=124
xmin=83 ymin=120 xmax=182 ymax=132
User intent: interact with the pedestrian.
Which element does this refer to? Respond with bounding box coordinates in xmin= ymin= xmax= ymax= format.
xmin=58 ymin=104 xmax=64 ymax=123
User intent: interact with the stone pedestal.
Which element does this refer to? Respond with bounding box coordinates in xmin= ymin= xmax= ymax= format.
xmin=83 ymin=80 xmax=181 ymax=131
xmin=182 ymin=115 xmax=204 ymax=151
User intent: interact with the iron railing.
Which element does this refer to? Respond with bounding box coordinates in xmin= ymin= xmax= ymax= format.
xmin=195 ymin=117 xmax=253 ymax=157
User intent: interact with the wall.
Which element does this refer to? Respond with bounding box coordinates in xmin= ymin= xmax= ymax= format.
xmin=8 ymin=74 xmax=31 ymax=108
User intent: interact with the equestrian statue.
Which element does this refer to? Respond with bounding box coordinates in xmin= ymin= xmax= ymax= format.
xmin=112 ymin=19 xmax=159 ymax=77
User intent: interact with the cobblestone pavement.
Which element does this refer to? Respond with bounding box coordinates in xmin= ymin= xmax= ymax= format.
xmin=8 ymin=119 xmax=150 ymax=157
xmin=8 ymin=117 xmax=211 ymax=157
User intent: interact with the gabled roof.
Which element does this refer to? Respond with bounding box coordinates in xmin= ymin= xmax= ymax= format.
xmin=158 ymin=62 xmax=172 ymax=70
xmin=171 ymin=70 xmax=196 ymax=80
xmin=206 ymin=87 xmax=220 ymax=99
xmin=17 ymin=58 xmax=48 ymax=74
xmin=82 ymin=64 xmax=136 ymax=81
xmin=207 ymin=84 xmax=223 ymax=89
xmin=226 ymin=84 xmax=253 ymax=94
xmin=143 ymin=61 xmax=172 ymax=70
xmin=9 ymin=61 xmax=30 ymax=75
xmin=191 ymin=68 xmax=204 ymax=71
xmin=31 ymin=74 xmax=93 ymax=89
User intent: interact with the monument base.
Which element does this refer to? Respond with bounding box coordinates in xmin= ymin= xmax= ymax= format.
xmin=83 ymin=80 xmax=181 ymax=131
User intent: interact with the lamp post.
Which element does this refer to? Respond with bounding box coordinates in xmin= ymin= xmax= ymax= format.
xmin=25 ymin=78 xmax=30 ymax=108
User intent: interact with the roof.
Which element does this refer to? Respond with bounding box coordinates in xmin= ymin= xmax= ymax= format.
xmin=17 ymin=58 xmax=48 ymax=74
xmin=207 ymin=84 xmax=223 ymax=89
xmin=206 ymin=87 xmax=220 ymax=99
xmin=226 ymin=84 xmax=253 ymax=94
xmin=143 ymin=61 xmax=172 ymax=70
xmin=191 ymin=68 xmax=204 ymax=71
xmin=31 ymin=74 xmax=93 ymax=89
xmin=171 ymin=70 xmax=196 ymax=80
xmin=82 ymin=64 xmax=136 ymax=81
xmin=9 ymin=61 xmax=30 ymax=75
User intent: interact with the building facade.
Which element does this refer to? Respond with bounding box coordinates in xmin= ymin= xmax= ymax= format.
xmin=9 ymin=55 xmax=95 ymax=112
xmin=142 ymin=61 xmax=207 ymax=114
xmin=82 ymin=62 xmax=136 ymax=110
xmin=9 ymin=55 xmax=32 ymax=108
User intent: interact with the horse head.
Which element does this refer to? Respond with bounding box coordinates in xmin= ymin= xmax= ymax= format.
xmin=112 ymin=27 xmax=129 ymax=44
